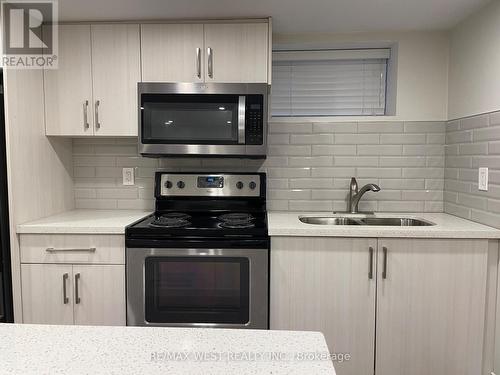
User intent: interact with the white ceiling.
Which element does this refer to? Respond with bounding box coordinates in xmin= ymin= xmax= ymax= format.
xmin=58 ymin=0 xmax=490 ymax=34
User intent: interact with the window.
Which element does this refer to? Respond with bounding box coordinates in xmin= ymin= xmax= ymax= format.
xmin=271 ymin=49 xmax=390 ymax=117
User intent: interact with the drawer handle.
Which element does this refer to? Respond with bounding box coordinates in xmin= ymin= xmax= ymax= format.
xmin=83 ymin=100 xmax=89 ymax=130
xmin=382 ymin=247 xmax=388 ymax=279
xmin=46 ymin=247 xmax=96 ymax=253
xmin=196 ymin=47 xmax=201 ymax=79
xmin=368 ymin=247 xmax=374 ymax=280
xmin=95 ymin=100 xmax=101 ymax=130
xmin=62 ymin=273 xmax=69 ymax=304
xmin=75 ymin=273 xmax=81 ymax=304
xmin=207 ymin=47 xmax=213 ymax=78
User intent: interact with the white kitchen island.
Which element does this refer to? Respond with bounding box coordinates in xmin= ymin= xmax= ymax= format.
xmin=0 ymin=324 xmax=336 ymax=375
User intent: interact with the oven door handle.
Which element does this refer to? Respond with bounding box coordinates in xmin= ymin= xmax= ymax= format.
xmin=238 ymin=96 xmax=246 ymax=144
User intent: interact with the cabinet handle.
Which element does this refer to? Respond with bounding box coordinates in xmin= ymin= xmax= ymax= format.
xmin=207 ymin=47 xmax=213 ymax=78
xmin=368 ymin=247 xmax=374 ymax=279
xmin=75 ymin=273 xmax=81 ymax=304
xmin=46 ymin=247 xmax=96 ymax=253
xmin=382 ymin=247 xmax=388 ymax=279
xmin=83 ymin=100 xmax=89 ymax=129
xmin=95 ymin=100 xmax=101 ymax=129
xmin=196 ymin=47 xmax=201 ymax=79
xmin=62 ymin=273 xmax=69 ymax=304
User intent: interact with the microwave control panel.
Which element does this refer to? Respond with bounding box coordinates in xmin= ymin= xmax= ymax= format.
xmin=246 ymin=95 xmax=264 ymax=145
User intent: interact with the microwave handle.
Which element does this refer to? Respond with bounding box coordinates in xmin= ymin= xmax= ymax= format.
xmin=238 ymin=96 xmax=246 ymax=144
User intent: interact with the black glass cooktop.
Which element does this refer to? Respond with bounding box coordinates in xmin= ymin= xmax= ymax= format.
xmin=127 ymin=211 xmax=268 ymax=239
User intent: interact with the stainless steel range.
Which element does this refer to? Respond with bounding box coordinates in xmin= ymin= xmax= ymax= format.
xmin=125 ymin=172 xmax=269 ymax=329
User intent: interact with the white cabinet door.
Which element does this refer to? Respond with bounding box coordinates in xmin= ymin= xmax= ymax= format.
xmin=204 ymin=23 xmax=268 ymax=83
xmin=141 ymin=24 xmax=204 ymax=82
xmin=73 ymin=265 xmax=126 ymax=326
xmin=21 ymin=264 xmax=74 ymax=324
xmin=270 ymin=237 xmax=377 ymax=375
xmin=44 ymin=25 xmax=93 ymax=136
xmin=376 ymin=239 xmax=489 ymax=375
xmin=91 ymin=24 xmax=141 ymax=136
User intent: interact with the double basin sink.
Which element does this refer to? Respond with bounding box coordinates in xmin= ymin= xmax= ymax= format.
xmin=299 ymin=216 xmax=435 ymax=226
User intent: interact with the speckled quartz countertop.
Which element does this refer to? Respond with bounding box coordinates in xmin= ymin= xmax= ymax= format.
xmin=268 ymin=212 xmax=500 ymax=239
xmin=0 ymin=324 xmax=335 ymax=375
xmin=16 ymin=209 xmax=152 ymax=234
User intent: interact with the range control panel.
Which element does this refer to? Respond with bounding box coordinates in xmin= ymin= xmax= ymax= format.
xmin=159 ymin=173 xmax=262 ymax=197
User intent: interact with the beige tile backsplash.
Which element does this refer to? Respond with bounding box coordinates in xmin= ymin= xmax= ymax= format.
xmin=72 ymin=120 xmax=446 ymax=213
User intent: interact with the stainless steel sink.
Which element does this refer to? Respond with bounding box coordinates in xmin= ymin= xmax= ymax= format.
xmin=358 ymin=217 xmax=434 ymax=226
xmin=298 ymin=217 xmax=362 ymax=225
xmin=299 ymin=216 xmax=435 ymax=226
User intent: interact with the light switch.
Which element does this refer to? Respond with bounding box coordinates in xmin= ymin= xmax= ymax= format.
xmin=123 ymin=168 xmax=135 ymax=186
xmin=478 ymin=167 xmax=488 ymax=191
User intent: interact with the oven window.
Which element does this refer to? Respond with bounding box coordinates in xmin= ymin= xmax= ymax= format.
xmin=144 ymin=257 xmax=250 ymax=324
xmin=141 ymin=94 xmax=240 ymax=144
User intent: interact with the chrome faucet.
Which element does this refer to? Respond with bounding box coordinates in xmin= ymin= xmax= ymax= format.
xmin=348 ymin=177 xmax=381 ymax=214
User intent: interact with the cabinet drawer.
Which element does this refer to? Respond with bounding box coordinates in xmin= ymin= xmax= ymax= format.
xmin=20 ymin=234 xmax=125 ymax=264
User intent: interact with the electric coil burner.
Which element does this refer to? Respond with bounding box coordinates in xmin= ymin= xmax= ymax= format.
xmin=149 ymin=212 xmax=191 ymax=228
xmin=126 ymin=172 xmax=269 ymax=329
xmin=218 ymin=213 xmax=255 ymax=229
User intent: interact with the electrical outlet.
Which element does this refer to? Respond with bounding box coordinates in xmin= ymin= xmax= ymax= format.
xmin=478 ymin=167 xmax=488 ymax=191
xmin=122 ymin=168 xmax=135 ymax=186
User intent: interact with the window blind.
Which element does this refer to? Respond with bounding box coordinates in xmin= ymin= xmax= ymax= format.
xmin=271 ymin=49 xmax=389 ymax=117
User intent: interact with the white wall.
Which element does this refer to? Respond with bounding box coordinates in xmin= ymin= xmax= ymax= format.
xmin=273 ymin=31 xmax=450 ymax=122
xmin=448 ymin=0 xmax=500 ymax=120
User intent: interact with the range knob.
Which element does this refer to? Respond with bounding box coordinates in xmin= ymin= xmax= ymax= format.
xmin=164 ymin=180 xmax=173 ymax=189
xmin=236 ymin=181 xmax=244 ymax=190
xmin=177 ymin=181 xmax=185 ymax=189
xmin=249 ymin=181 xmax=257 ymax=190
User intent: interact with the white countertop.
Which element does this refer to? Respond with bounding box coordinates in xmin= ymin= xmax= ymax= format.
xmin=17 ymin=209 xmax=151 ymax=234
xmin=16 ymin=209 xmax=500 ymax=239
xmin=268 ymin=212 xmax=500 ymax=239
xmin=0 ymin=324 xmax=335 ymax=375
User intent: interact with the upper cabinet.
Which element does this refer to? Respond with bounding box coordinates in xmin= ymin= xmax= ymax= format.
xmin=44 ymin=19 xmax=270 ymax=137
xmin=141 ymin=21 xmax=270 ymax=83
xmin=44 ymin=25 xmax=94 ymax=136
xmin=90 ymin=24 xmax=141 ymax=136
xmin=44 ymin=24 xmax=141 ymax=137
xmin=141 ymin=24 xmax=204 ymax=82
xmin=204 ymin=23 xmax=269 ymax=83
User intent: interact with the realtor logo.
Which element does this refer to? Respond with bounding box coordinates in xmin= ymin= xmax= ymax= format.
xmin=1 ymin=0 xmax=58 ymax=68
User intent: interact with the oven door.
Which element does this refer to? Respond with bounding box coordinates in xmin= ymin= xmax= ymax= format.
xmin=126 ymin=247 xmax=268 ymax=329
xmin=138 ymin=83 xmax=268 ymax=157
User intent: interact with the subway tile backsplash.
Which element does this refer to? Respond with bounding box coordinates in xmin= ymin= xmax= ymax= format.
xmin=72 ymin=120 xmax=445 ymax=213
xmin=444 ymin=110 xmax=500 ymax=228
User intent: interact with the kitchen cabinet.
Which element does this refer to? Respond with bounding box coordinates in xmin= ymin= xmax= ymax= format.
xmin=19 ymin=234 xmax=126 ymax=326
xmin=203 ymin=23 xmax=269 ymax=83
xmin=141 ymin=24 xmax=205 ymax=82
xmin=21 ymin=264 xmax=74 ymax=325
xmin=90 ymin=24 xmax=141 ymax=136
xmin=44 ymin=24 xmax=140 ymax=136
xmin=375 ymin=239 xmax=488 ymax=375
xmin=270 ymin=237 xmax=377 ymax=375
xmin=141 ymin=21 xmax=270 ymax=83
xmin=73 ymin=265 xmax=125 ymax=326
xmin=270 ymin=237 xmax=491 ymax=375
xmin=44 ymin=25 xmax=93 ymax=136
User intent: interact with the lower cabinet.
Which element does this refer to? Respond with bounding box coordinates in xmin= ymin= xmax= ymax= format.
xmin=271 ymin=237 xmax=491 ymax=375
xmin=375 ymin=239 xmax=488 ymax=375
xmin=270 ymin=237 xmax=377 ymax=375
xmin=21 ymin=264 xmax=74 ymax=325
xmin=20 ymin=234 xmax=126 ymax=326
xmin=73 ymin=264 xmax=125 ymax=325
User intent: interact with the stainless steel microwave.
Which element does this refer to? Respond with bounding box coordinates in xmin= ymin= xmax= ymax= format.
xmin=138 ymin=83 xmax=268 ymax=158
